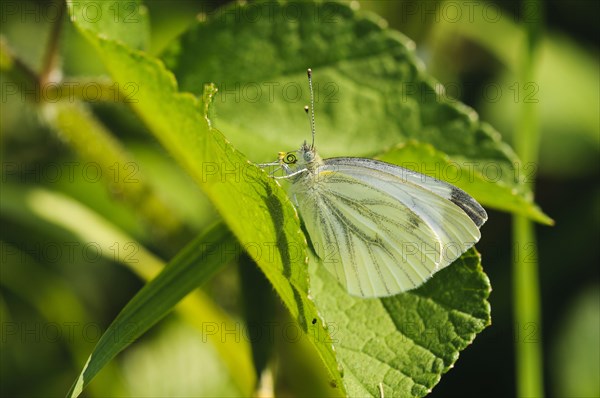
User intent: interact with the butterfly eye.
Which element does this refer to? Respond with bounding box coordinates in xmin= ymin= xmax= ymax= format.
xmin=283 ymin=152 xmax=297 ymax=164
xmin=304 ymin=151 xmax=315 ymax=162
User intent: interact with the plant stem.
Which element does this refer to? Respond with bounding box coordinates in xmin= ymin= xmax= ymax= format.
xmin=513 ymin=0 xmax=545 ymax=397
xmin=40 ymin=0 xmax=65 ymax=85
xmin=513 ymin=217 xmax=543 ymax=397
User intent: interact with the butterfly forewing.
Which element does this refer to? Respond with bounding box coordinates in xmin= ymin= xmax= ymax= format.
xmin=324 ymin=158 xmax=484 ymax=263
xmin=325 ymin=158 xmax=488 ymax=227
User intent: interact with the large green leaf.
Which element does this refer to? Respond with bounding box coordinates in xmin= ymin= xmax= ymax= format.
xmin=67 ymin=0 xmax=342 ymax=394
xmin=162 ymin=0 xmax=549 ymax=224
xmin=311 ymin=249 xmax=491 ymax=397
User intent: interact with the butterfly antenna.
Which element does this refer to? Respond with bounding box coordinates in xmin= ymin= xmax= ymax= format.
xmin=307 ymin=68 xmax=316 ymax=149
xmin=304 ymin=105 xmax=311 ymax=142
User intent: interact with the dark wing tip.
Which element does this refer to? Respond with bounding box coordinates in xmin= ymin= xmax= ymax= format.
xmin=450 ymin=188 xmax=488 ymax=228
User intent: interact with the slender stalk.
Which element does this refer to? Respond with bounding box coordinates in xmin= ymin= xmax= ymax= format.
xmin=512 ymin=0 xmax=545 ymax=397
xmin=40 ymin=0 xmax=65 ymax=85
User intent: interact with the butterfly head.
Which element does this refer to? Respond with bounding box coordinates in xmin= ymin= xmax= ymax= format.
xmin=301 ymin=140 xmax=315 ymax=162
xmin=295 ymin=140 xmax=322 ymax=173
xmin=279 ymin=141 xmax=319 ymax=167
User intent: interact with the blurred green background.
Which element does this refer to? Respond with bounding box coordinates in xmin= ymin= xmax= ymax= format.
xmin=1 ymin=0 xmax=598 ymax=397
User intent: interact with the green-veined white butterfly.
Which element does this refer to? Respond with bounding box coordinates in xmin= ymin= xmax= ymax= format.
xmin=261 ymin=69 xmax=487 ymax=298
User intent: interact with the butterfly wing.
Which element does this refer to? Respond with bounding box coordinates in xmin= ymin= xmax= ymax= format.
xmin=327 ymin=158 xmax=488 ymax=228
xmin=290 ymin=157 xmax=486 ymax=298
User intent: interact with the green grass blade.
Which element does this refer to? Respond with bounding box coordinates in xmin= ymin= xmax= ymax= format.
xmin=66 ymin=222 xmax=234 ymax=398
xmin=2 ymin=183 xmax=255 ymax=395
